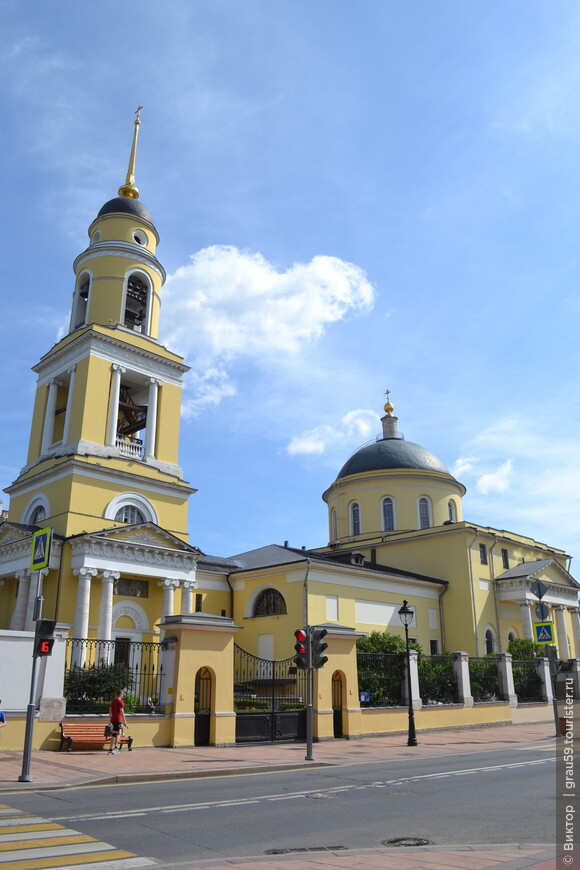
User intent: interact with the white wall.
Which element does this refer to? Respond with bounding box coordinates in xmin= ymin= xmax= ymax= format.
xmin=0 ymin=628 xmax=67 ymax=712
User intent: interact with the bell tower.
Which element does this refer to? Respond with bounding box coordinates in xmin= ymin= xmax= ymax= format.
xmin=6 ymin=110 xmax=194 ymax=541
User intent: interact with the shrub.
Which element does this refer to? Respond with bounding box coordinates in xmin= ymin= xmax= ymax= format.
xmin=356 ymin=631 xmax=423 ymax=656
xmin=508 ymin=639 xmax=545 ymax=660
xmin=64 ymin=663 xmax=132 ymax=708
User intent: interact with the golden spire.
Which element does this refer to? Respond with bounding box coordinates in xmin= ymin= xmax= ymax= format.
xmin=384 ymin=388 xmax=394 ymax=416
xmin=118 ymin=106 xmax=143 ymax=199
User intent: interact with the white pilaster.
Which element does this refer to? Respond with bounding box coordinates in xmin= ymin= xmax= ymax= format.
xmin=519 ymin=602 xmax=533 ymax=640
xmin=570 ymin=608 xmax=580 ymax=659
xmin=145 ymin=378 xmax=161 ymax=459
xmin=106 ymin=364 xmax=125 ymax=447
xmin=158 ymin=578 xmax=179 ymax=617
xmin=61 ymin=365 xmax=77 ymax=445
xmin=41 ymin=378 xmax=61 ymax=454
xmin=555 ymin=606 xmax=571 ymax=659
xmin=71 ymin=567 xmax=98 ymax=667
xmin=10 ymin=570 xmax=31 ymax=630
xmin=181 ymin=579 xmax=196 ymax=614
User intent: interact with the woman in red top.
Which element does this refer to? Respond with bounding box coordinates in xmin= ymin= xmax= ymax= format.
xmin=108 ymin=689 xmax=128 ymax=755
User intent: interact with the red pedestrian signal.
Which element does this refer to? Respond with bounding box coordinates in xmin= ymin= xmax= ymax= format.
xmin=35 ymin=638 xmax=55 ymax=657
xmin=293 ymin=628 xmax=310 ymax=670
xmin=33 ymin=619 xmax=56 ymax=658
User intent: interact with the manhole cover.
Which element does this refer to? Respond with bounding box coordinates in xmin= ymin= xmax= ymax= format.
xmin=383 ymin=837 xmax=433 ymax=847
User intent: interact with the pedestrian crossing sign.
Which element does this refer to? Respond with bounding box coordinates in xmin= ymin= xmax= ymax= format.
xmin=30 ymin=527 xmax=52 ymax=571
xmin=533 ymin=622 xmax=554 ymax=644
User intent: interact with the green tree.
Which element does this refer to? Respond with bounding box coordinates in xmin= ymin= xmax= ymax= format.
xmin=508 ymin=638 xmax=545 ymax=660
xmin=356 ymin=631 xmax=423 ymax=656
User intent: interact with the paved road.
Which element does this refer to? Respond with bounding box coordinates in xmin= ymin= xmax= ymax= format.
xmin=3 ymin=743 xmax=556 ymax=866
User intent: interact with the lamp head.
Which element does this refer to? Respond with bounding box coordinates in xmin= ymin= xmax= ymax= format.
xmin=398 ymin=599 xmax=414 ymax=627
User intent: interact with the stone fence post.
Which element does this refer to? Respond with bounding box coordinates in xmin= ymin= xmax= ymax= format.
xmin=452 ymin=651 xmax=473 ymax=706
xmin=496 ymin=652 xmax=517 ymax=707
xmin=402 ymin=649 xmax=422 ymax=711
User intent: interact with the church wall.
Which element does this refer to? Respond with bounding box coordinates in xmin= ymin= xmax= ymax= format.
xmin=230 ymin=570 xmax=306 ymax=659
xmin=25 ymin=381 xmax=49 ymax=464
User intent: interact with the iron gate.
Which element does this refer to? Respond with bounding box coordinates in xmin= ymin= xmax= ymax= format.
xmin=194 ymin=667 xmax=212 ymax=746
xmin=234 ymin=645 xmax=307 ymax=743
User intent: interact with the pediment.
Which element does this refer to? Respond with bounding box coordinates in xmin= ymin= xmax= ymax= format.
xmin=74 ymin=523 xmax=202 ymax=555
xmin=0 ymin=522 xmax=36 ymax=548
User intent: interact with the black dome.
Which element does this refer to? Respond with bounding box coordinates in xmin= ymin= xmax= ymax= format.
xmin=97 ymin=197 xmax=153 ymax=223
xmin=337 ymin=437 xmax=449 ymax=479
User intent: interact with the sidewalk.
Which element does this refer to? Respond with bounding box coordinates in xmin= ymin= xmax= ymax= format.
xmin=0 ymin=723 xmax=560 ymax=870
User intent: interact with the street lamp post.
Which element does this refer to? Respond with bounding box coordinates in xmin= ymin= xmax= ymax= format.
xmin=398 ymin=599 xmax=418 ymax=747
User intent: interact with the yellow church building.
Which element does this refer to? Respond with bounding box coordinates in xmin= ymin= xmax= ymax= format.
xmin=1 ymin=116 xmax=579 ymax=670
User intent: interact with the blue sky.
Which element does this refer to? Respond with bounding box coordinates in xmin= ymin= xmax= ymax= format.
xmin=1 ymin=1 xmax=579 ymax=564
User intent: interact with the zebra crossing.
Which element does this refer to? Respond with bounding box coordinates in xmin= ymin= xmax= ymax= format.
xmin=0 ymin=803 xmax=155 ymax=870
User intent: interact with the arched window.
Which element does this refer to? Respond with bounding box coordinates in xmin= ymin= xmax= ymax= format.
xmin=252 ymin=588 xmax=287 ymax=617
xmin=22 ymin=494 xmax=50 ymax=526
xmin=30 ymin=505 xmax=46 ymax=525
xmin=72 ymin=272 xmax=91 ymax=330
xmin=485 ymin=627 xmax=497 ymax=655
xmin=115 ymin=505 xmax=145 ymax=524
xmin=507 ymin=630 xmax=517 ymax=645
xmin=124 ymin=273 xmax=149 ymax=333
xmin=105 ymin=492 xmax=157 ymax=525
xmin=448 ymin=500 xmax=457 ymax=522
xmin=330 ymin=508 xmax=338 ymax=542
xmin=382 ymin=497 xmax=395 ymax=532
xmin=350 ymin=502 xmax=361 ymax=536
xmin=418 ymin=497 xmax=432 ymax=530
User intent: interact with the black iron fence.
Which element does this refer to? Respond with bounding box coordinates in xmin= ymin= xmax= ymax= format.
xmin=233 ymin=645 xmax=307 ymax=712
xmin=512 ymin=660 xmax=544 ymax=703
xmin=418 ymin=655 xmax=458 ymax=704
xmin=468 ymin=656 xmax=502 ymax=703
xmin=357 ymin=652 xmax=405 ymax=707
xmin=64 ymin=638 xmax=167 ymax=714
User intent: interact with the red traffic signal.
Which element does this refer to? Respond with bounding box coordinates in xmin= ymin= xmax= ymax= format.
xmin=293 ymin=628 xmax=309 ymax=670
xmin=33 ymin=619 xmax=56 ymax=658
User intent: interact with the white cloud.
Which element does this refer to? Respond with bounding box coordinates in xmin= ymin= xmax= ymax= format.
xmin=452 ymin=456 xmax=475 ymax=477
xmin=287 ymin=409 xmax=379 ymax=458
xmin=476 ymin=459 xmax=513 ymax=495
xmin=162 ymin=245 xmax=375 ymax=414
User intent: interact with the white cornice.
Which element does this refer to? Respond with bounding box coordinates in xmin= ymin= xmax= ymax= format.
xmin=33 ymin=330 xmax=188 ymax=384
xmin=0 ymin=534 xmax=62 ymax=578
xmin=5 ymin=457 xmax=194 ymax=498
xmin=73 ymin=243 xmax=166 ymax=282
xmin=70 ymin=531 xmax=197 ymax=580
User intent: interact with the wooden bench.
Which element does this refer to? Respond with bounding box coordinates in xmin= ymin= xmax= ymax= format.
xmin=60 ymin=722 xmax=133 ymax=752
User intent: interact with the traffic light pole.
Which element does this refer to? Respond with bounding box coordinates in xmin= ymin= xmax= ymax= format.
xmin=19 ymin=569 xmax=43 ymax=783
xmin=305 ymin=653 xmax=314 ymax=762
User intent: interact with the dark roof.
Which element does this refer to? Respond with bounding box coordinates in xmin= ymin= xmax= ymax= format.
xmin=97 ymin=196 xmax=154 ymax=223
xmin=227 ymin=543 xmax=447 ymax=586
xmin=337 ymin=437 xmax=448 ymax=479
xmin=496 ymin=559 xmax=554 ymax=580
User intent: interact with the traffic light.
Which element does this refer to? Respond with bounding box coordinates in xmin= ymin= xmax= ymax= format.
xmin=34 ymin=619 xmax=56 ymax=658
xmin=311 ymin=628 xmax=328 ymax=669
xmin=293 ymin=628 xmax=310 ymax=670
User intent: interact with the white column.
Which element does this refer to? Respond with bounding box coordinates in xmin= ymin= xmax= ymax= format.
xmin=96 ymin=570 xmax=120 ymax=662
xmin=10 ymin=570 xmax=31 ymax=630
xmin=180 ymin=579 xmax=196 ymax=614
xmin=145 ymin=378 xmax=161 ymax=459
xmin=61 ymin=365 xmax=77 ymax=445
xmin=158 ymin=578 xmax=179 ymax=617
xmin=555 ymin=606 xmax=571 ymax=659
xmin=570 ymin=608 xmax=580 ymax=659
xmin=106 ymin=364 xmax=125 ymax=447
xmin=519 ymin=602 xmax=533 ymax=640
xmin=496 ymin=653 xmax=517 ymax=707
xmin=41 ymin=378 xmax=61 ymax=453
xmin=71 ymin=567 xmax=98 ymax=667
